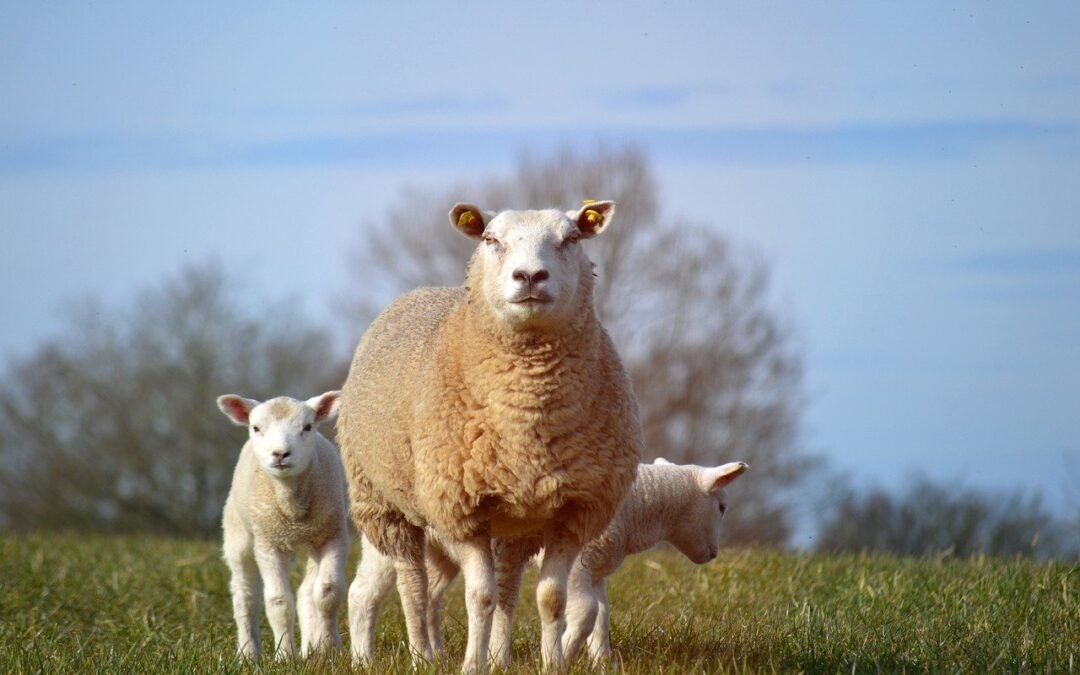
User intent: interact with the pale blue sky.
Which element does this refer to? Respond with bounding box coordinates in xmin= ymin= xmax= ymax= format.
xmin=3 ymin=2 xmax=1080 ymax=523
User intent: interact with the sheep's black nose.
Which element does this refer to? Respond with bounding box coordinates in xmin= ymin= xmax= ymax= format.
xmin=272 ymin=450 xmax=291 ymax=460
xmin=513 ymin=268 xmax=549 ymax=285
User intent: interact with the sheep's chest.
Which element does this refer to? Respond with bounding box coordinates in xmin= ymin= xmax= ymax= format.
xmin=460 ymin=402 xmax=592 ymax=525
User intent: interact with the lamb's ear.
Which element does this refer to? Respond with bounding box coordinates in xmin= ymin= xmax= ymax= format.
xmin=698 ymin=462 xmax=749 ymax=493
xmin=653 ymin=456 xmax=674 ymax=465
xmin=217 ymin=395 xmax=260 ymax=426
xmin=449 ymin=203 xmax=488 ymax=240
xmin=306 ymin=390 xmax=342 ymax=424
xmin=567 ymin=200 xmax=615 ymax=238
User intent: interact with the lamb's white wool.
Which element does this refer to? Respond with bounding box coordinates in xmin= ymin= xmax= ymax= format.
xmin=338 ymin=200 xmax=642 ymax=673
xmin=561 ymin=459 xmax=748 ymax=663
xmin=353 ymin=458 xmax=747 ymax=667
xmin=217 ymin=391 xmax=350 ymax=661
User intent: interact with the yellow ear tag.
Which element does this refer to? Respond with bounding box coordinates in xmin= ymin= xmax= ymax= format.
xmin=582 ymin=199 xmax=596 ymax=205
xmin=457 ymin=211 xmax=477 ymax=228
xmin=584 ymin=209 xmax=602 ymax=226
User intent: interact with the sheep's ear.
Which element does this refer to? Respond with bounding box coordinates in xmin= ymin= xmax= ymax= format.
xmin=653 ymin=456 xmax=674 ymax=465
xmin=567 ymin=200 xmax=615 ymax=239
xmin=217 ymin=395 xmax=260 ymax=426
xmin=449 ymin=203 xmax=488 ymax=240
xmin=698 ymin=462 xmax=749 ymax=493
xmin=306 ymin=390 xmax=342 ymax=424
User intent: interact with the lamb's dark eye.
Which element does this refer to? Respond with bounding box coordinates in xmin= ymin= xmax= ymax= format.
xmin=252 ymin=426 xmax=260 ymax=433
xmin=303 ymin=424 xmax=312 ymax=432
xmin=719 ymin=504 xmax=727 ymax=515
xmin=559 ymin=234 xmax=580 ymax=250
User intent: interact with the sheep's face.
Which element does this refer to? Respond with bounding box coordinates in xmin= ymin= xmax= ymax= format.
xmin=217 ymin=391 xmax=341 ymax=479
xmin=449 ymin=201 xmax=615 ymax=330
xmin=664 ymin=460 xmax=748 ymax=564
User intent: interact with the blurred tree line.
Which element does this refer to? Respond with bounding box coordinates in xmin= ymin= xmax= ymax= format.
xmin=0 ymin=265 xmax=340 ymax=535
xmin=814 ymin=476 xmax=1076 ymax=559
xmin=0 ymin=146 xmax=1075 ymax=557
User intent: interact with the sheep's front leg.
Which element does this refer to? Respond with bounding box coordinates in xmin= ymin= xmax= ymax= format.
xmin=537 ymin=530 xmax=580 ymax=672
xmin=586 ymin=578 xmax=612 ymax=663
xmin=559 ymin=560 xmax=599 ymax=664
xmin=302 ymin=533 xmax=347 ymax=655
xmin=254 ymin=545 xmax=297 ymax=660
xmin=223 ymin=525 xmax=262 ymax=659
xmin=348 ymin=536 xmax=397 ymax=665
xmin=454 ymin=534 xmax=496 ymax=674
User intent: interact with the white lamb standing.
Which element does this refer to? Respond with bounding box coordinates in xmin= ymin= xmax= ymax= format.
xmin=217 ymin=391 xmax=350 ymax=660
xmin=351 ymin=457 xmax=748 ymax=667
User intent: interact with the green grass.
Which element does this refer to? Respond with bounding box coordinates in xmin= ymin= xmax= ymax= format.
xmin=2 ymin=534 xmax=1078 ymax=673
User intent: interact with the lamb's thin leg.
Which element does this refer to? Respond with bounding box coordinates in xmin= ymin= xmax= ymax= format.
xmin=395 ymin=557 xmax=435 ymax=664
xmin=297 ymin=556 xmax=317 ymax=655
xmin=425 ymin=541 xmax=460 ymax=657
xmin=224 ymin=524 xmax=262 ymax=659
xmin=348 ymin=535 xmax=397 ymax=665
xmin=254 ymin=545 xmax=296 ymax=660
xmin=454 ymin=534 xmax=496 ymax=674
xmin=537 ymin=530 xmax=580 ymax=672
xmin=586 ymin=578 xmax=612 ymax=663
xmin=305 ymin=533 xmax=347 ymax=654
xmin=559 ymin=561 xmax=599 ymax=664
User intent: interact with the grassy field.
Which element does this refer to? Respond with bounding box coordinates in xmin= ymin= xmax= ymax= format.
xmin=2 ymin=533 xmax=1078 ymax=674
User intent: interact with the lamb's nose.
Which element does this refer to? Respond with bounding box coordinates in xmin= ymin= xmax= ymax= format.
xmin=512 ymin=268 xmax=549 ymax=285
xmin=272 ymin=450 xmax=291 ymax=461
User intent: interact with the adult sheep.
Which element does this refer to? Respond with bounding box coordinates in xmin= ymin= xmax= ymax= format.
xmin=337 ymin=200 xmax=642 ymax=672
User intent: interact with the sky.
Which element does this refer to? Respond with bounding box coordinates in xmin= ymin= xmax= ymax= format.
xmin=3 ymin=2 xmax=1079 ymax=527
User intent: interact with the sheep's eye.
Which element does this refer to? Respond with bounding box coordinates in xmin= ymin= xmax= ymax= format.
xmin=303 ymin=423 xmax=312 ymax=433
xmin=483 ymin=235 xmax=500 ymax=249
xmin=719 ymin=503 xmax=727 ymax=515
xmin=559 ymin=234 xmax=580 ymax=250
xmin=252 ymin=425 xmax=260 ymax=433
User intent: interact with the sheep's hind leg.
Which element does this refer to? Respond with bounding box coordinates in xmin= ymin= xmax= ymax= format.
xmin=425 ymin=539 xmax=460 ymax=658
xmin=395 ymin=557 xmax=435 ymax=664
xmin=491 ymin=537 xmax=536 ymax=668
xmin=348 ymin=535 xmax=397 ymax=665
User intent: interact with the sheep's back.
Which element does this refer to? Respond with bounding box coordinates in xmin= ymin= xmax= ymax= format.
xmin=338 ymin=287 xmax=464 ymax=534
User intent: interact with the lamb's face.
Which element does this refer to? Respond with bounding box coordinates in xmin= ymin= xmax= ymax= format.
xmin=665 ymin=461 xmax=748 ymax=564
xmin=217 ymin=391 xmax=341 ymax=479
xmin=245 ymin=398 xmax=322 ymax=478
xmin=449 ymin=201 xmax=615 ymax=330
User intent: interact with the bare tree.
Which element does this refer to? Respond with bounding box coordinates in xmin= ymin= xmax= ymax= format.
xmin=346 ymin=145 xmax=811 ymax=546
xmin=815 ymin=476 xmax=1076 ymax=559
xmin=0 ymin=262 xmax=341 ymax=536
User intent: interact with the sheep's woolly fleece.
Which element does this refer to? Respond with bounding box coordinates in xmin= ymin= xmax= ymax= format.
xmin=337 ymin=215 xmax=643 ymax=560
